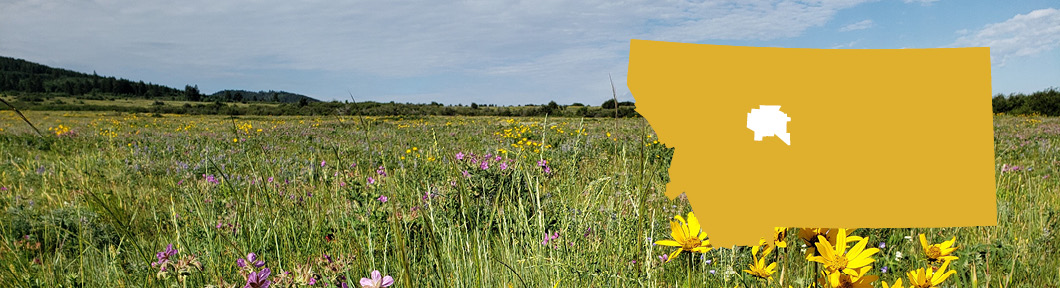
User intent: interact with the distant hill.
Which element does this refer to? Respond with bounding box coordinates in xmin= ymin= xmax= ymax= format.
xmin=0 ymin=56 xmax=184 ymax=99
xmin=0 ymin=55 xmax=318 ymax=103
xmin=208 ymin=89 xmax=318 ymax=104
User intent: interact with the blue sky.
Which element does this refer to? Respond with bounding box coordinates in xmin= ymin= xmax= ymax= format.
xmin=1 ymin=0 xmax=1057 ymax=105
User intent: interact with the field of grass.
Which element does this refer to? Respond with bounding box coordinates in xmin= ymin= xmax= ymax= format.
xmin=0 ymin=110 xmax=1057 ymax=287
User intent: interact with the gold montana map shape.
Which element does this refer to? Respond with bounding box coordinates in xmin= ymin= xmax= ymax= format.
xmin=628 ymin=40 xmax=996 ymax=247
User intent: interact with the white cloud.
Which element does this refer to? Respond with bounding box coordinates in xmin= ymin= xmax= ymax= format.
xmin=950 ymin=8 xmax=1060 ymax=66
xmin=830 ymin=40 xmax=860 ymax=48
xmin=839 ymin=20 xmax=874 ymax=32
xmin=0 ymin=0 xmax=873 ymax=104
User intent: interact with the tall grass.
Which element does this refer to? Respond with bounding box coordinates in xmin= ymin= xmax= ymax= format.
xmin=0 ymin=110 xmax=1056 ymax=287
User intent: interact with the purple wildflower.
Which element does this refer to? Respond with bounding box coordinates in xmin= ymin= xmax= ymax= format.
xmin=237 ymin=253 xmax=265 ymax=268
xmin=359 ymin=270 xmax=394 ymax=288
xmin=1002 ymin=164 xmax=1021 ymax=173
xmin=881 ymin=266 xmax=889 ymax=273
xmin=267 ymin=177 xmax=273 ymax=183
xmin=376 ymin=166 xmax=387 ymax=176
xmin=377 ymin=195 xmax=388 ymax=203
xmin=879 ymin=242 xmax=886 ymax=249
xmin=152 ymin=244 xmax=178 ymax=270
xmin=0 ymin=187 xmax=6 ymax=191
xmin=321 ymin=160 xmax=326 ymax=167
xmin=462 ymin=170 xmax=470 ymax=178
xmin=367 ymin=176 xmax=375 ymax=185
xmin=244 ymin=267 xmax=272 ymax=288
xmin=658 ymin=254 xmax=669 ymax=263
xmin=499 ymin=162 xmax=508 ymax=170
xmin=203 ymin=174 xmax=220 ymax=184
xmin=541 ymin=231 xmax=560 ymax=246
xmin=480 ymin=161 xmax=489 ymax=170
xmin=455 ymin=152 xmax=465 ymax=160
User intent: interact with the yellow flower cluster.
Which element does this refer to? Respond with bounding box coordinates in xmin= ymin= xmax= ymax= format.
xmin=236 ymin=122 xmax=254 ymax=134
xmin=48 ymin=124 xmax=72 ymax=136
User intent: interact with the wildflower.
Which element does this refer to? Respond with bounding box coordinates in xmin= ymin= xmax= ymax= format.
xmin=881 ymin=266 xmax=889 ymax=274
xmin=377 ymin=195 xmax=388 ymax=203
xmin=245 ymin=267 xmax=273 ymax=288
xmin=743 ymin=238 xmax=778 ymax=281
xmin=367 ymin=177 xmax=375 ymax=185
xmin=798 ymin=228 xmax=862 ymax=258
xmin=499 ymin=162 xmax=508 ymax=170
xmin=772 ymin=227 xmax=788 ymax=248
xmin=821 ymin=268 xmax=877 ymax=288
xmin=654 ymin=211 xmax=712 ymax=263
xmin=0 ymin=187 xmax=6 ymax=191
xmin=455 ymin=152 xmax=465 ymax=160
xmin=462 ymin=170 xmax=470 ymax=178
xmin=541 ymin=231 xmax=560 ymax=246
xmin=1001 ymin=164 xmax=1021 ymax=173
xmin=882 ymin=278 xmax=905 ymax=288
xmin=152 ymin=244 xmax=178 ymax=270
xmin=918 ymin=234 xmax=958 ymax=263
xmin=480 ymin=161 xmax=489 ymax=170
xmin=906 ymin=260 xmax=956 ymax=288
xmin=879 ymin=242 xmax=886 ymax=249
xmin=809 ymin=228 xmax=879 ymax=279
xmin=658 ymin=254 xmax=669 ymax=263
xmin=895 ymin=251 xmax=904 ymax=261
xmin=237 ymin=253 xmax=265 ymax=269
xmin=359 ymin=270 xmax=394 ymax=288
xmin=321 ymin=160 xmax=326 ymax=167
xmin=376 ymin=166 xmax=387 ymax=176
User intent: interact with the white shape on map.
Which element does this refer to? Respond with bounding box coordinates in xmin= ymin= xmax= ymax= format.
xmin=747 ymin=105 xmax=791 ymax=145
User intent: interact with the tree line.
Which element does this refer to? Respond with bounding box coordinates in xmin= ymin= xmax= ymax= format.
xmin=992 ymin=87 xmax=1060 ymax=116
xmin=3 ymin=96 xmax=640 ymax=118
xmin=0 ymin=56 xmax=316 ymax=104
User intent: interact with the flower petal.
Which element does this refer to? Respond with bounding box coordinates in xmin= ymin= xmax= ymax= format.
xmin=686 ymin=212 xmax=701 ymax=238
xmin=655 ymin=240 xmax=682 ymax=247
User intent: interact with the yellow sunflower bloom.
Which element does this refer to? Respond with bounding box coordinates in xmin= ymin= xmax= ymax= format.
xmin=809 ymin=228 xmax=879 ymax=277
xmin=918 ymin=234 xmax=958 ymax=263
xmin=773 ymin=227 xmax=788 ymax=248
xmin=906 ymin=260 xmax=956 ymax=288
xmin=822 ymin=267 xmax=878 ymax=288
xmin=743 ymin=238 xmax=778 ymax=281
xmin=882 ymin=278 xmax=905 ymax=288
xmin=798 ymin=228 xmax=862 ymax=258
xmin=654 ymin=211 xmax=712 ymax=263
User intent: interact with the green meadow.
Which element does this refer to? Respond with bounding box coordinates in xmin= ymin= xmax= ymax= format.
xmin=0 ymin=110 xmax=1056 ymax=287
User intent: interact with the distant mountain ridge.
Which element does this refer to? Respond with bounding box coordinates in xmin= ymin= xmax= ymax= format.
xmin=0 ymin=55 xmax=318 ymax=103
